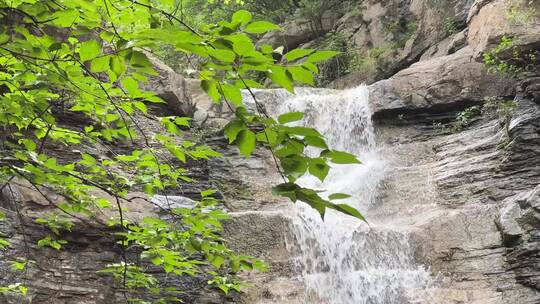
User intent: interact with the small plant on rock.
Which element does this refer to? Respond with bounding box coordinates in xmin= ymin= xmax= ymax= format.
xmin=451 ymin=106 xmax=482 ymax=132
xmin=483 ymin=96 xmax=518 ymax=149
xmin=483 ymin=36 xmax=540 ymax=78
xmin=507 ymin=0 xmax=539 ymax=24
xmin=444 ymin=17 xmax=459 ymax=36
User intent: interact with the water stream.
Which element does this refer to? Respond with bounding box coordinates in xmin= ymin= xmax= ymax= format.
xmin=272 ymin=86 xmax=434 ymax=304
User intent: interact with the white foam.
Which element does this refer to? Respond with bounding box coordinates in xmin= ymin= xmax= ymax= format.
xmin=274 ymin=86 xmax=434 ymax=304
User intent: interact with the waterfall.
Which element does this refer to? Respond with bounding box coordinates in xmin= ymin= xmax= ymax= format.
xmin=270 ymin=86 xmax=434 ymax=304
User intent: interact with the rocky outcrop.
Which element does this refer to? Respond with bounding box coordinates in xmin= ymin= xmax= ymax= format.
xmin=371 ymin=74 xmax=540 ymax=303
xmin=498 ymin=186 xmax=540 ymax=290
xmin=369 ymin=47 xmax=514 ymax=117
xmin=263 ymin=0 xmax=476 ymax=86
xmin=468 ymin=0 xmax=540 ymax=60
xmin=142 ymin=53 xmax=196 ymax=117
xmin=258 ymin=9 xmax=344 ymax=51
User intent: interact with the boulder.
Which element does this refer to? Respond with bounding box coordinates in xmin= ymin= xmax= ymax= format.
xmin=420 ymin=30 xmax=468 ymax=61
xmin=258 ymin=9 xmax=343 ymax=51
xmin=467 ymin=0 xmax=540 ymax=59
xmin=368 ymin=47 xmax=515 ymax=117
xmin=497 ymin=186 xmax=540 ymax=245
xmin=331 ymin=0 xmax=475 ymax=86
xmin=141 ymin=53 xmax=196 ymax=117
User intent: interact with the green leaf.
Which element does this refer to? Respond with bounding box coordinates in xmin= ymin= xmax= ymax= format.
xmin=278 ymin=112 xmax=304 ymax=124
xmin=174 ymin=117 xmax=191 ymax=127
xmin=308 ymin=158 xmax=329 ymax=182
xmin=256 ymin=129 xmax=278 ymax=145
xmin=306 ymin=51 xmax=340 ymax=63
xmin=80 ymin=153 xmax=96 ymax=166
xmin=129 ymin=51 xmax=152 ymax=68
xmin=235 ymin=79 xmax=263 ymax=89
xmin=285 ymin=49 xmax=315 ymax=61
xmin=244 ymin=21 xmax=280 ymax=34
xmin=21 ymin=139 xmax=36 ymax=151
xmin=259 ymin=44 xmax=274 ymax=54
xmin=19 ymin=285 xmax=27 ymax=296
xmin=201 ymin=189 xmax=217 ymax=197
xmin=221 ymin=84 xmax=242 ymax=106
xmin=0 ymin=34 xmax=8 ymax=45
xmin=224 ymin=120 xmax=245 ymax=144
xmin=208 ymin=48 xmax=236 ymax=63
xmin=78 ymin=40 xmax=101 ymax=62
xmin=121 ymin=77 xmax=139 ymax=94
xmin=99 ymin=31 xmax=115 ymax=43
xmin=304 ymin=136 xmax=328 ymax=149
xmin=268 ymin=66 xmax=294 ymax=93
xmin=201 ymin=80 xmax=221 ymax=102
xmin=133 ymin=101 xmax=147 ymax=113
xmin=232 ymin=10 xmax=252 ymax=26
xmin=90 ymin=56 xmax=111 ymax=73
xmin=296 ymin=188 xmax=326 ymax=218
xmin=302 ymin=62 xmax=319 ymax=74
xmin=96 ymin=198 xmax=112 ymax=208
xmin=237 ymin=129 xmax=256 ymax=158
xmin=10 ymin=260 xmax=27 ymax=271
xmin=51 ymin=9 xmax=79 ymax=27
xmin=288 ymin=66 xmax=315 ymax=86
xmin=281 ymin=156 xmax=308 ymax=177
xmin=285 ymin=126 xmax=321 ymax=137
xmin=210 ymin=255 xmax=225 ymax=269
xmin=110 ymin=56 xmax=126 ymax=78
xmin=232 ymin=40 xmax=255 ymax=56
xmin=328 ymin=193 xmax=352 ymax=200
xmin=324 ymin=150 xmax=361 ymax=164
xmin=272 ymin=183 xmax=300 ymax=201
xmin=328 ymin=203 xmax=366 ymax=222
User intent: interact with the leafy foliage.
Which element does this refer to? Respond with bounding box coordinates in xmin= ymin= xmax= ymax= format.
xmin=452 ymin=106 xmax=482 ymax=132
xmin=507 ymin=0 xmax=539 ymax=24
xmin=0 ymin=0 xmax=364 ymax=301
xmin=483 ymin=96 xmax=517 ymax=149
xmin=483 ymin=36 xmax=540 ymax=78
xmin=444 ymin=17 xmax=459 ymax=36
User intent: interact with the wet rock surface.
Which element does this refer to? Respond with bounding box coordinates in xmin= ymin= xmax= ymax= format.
xmin=372 ymin=75 xmax=540 ymax=303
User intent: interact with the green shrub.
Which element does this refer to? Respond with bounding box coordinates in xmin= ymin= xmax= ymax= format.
xmin=507 ymin=0 xmax=539 ymax=24
xmin=483 ymin=97 xmax=517 ymax=142
xmin=451 ymin=106 xmax=482 ymax=132
xmin=483 ymin=36 xmax=540 ymax=78
xmin=314 ymin=32 xmax=360 ymax=85
xmin=444 ymin=17 xmax=459 ymax=36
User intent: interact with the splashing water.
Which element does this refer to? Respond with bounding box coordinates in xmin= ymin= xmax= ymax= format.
xmin=272 ymin=86 xmax=434 ymax=304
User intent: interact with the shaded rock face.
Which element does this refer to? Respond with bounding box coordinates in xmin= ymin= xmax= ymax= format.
xmin=370 ymin=81 xmax=540 ymax=303
xmin=368 ymin=46 xmax=515 ymax=117
xmin=142 ymin=53 xmax=196 ymax=117
xmin=357 ymin=4 xmax=540 ymax=297
xmin=0 ymin=121 xmax=286 ymax=304
xmin=468 ymin=0 xmax=540 ymax=60
xmin=262 ymin=0 xmax=476 ymax=86
xmin=258 ymin=8 xmax=344 ymax=51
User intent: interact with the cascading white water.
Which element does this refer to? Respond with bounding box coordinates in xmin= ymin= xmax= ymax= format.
xmin=273 ymin=86 xmax=434 ymax=304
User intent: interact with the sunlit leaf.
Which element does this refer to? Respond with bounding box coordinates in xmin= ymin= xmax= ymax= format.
xmin=244 ymin=21 xmax=280 ymax=34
